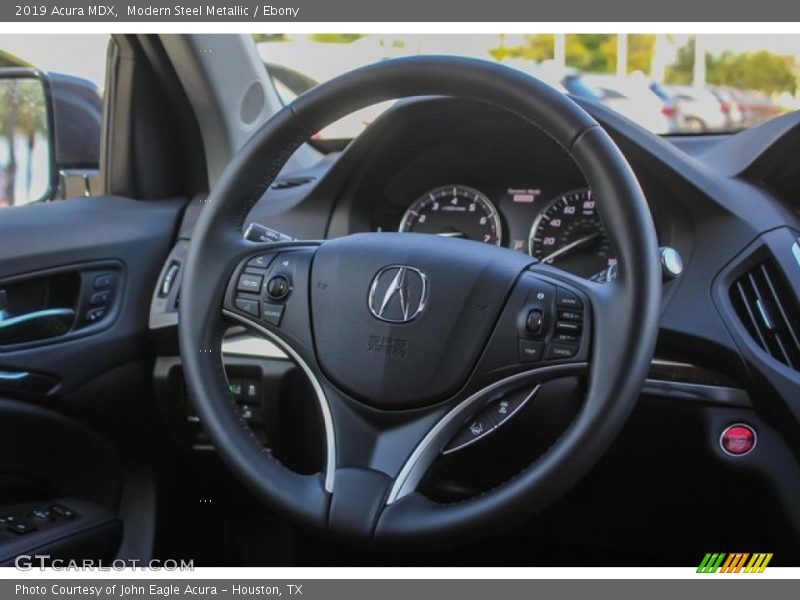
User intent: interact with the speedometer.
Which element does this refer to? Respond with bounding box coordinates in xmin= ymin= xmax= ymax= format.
xmin=528 ymin=188 xmax=614 ymax=278
xmin=399 ymin=185 xmax=502 ymax=246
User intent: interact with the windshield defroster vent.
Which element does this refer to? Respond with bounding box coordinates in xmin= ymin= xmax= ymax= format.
xmin=730 ymin=260 xmax=800 ymax=371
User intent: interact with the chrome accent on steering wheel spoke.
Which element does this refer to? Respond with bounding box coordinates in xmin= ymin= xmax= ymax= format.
xmin=386 ymin=361 xmax=588 ymax=505
xmin=224 ymin=309 xmax=336 ymax=493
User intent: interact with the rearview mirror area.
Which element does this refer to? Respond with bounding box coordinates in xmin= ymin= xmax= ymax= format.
xmin=0 ymin=70 xmax=54 ymax=207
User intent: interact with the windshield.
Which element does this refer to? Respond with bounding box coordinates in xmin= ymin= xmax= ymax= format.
xmin=255 ymin=33 xmax=800 ymax=140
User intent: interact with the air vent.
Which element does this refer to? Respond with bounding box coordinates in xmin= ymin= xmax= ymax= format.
xmin=730 ymin=260 xmax=800 ymax=370
xmin=270 ymin=176 xmax=315 ymax=191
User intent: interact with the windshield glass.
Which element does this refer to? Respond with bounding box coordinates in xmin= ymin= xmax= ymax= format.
xmin=254 ymin=33 xmax=800 ymax=140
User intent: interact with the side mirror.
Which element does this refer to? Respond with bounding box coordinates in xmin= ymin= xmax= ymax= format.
xmin=0 ymin=67 xmax=102 ymax=206
xmin=0 ymin=69 xmax=55 ymax=207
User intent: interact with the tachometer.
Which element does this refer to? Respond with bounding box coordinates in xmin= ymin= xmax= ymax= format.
xmin=399 ymin=185 xmax=502 ymax=246
xmin=528 ymin=188 xmax=614 ymax=277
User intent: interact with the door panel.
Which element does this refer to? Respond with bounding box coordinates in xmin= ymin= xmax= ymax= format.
xmin=0 ymin=194 xmax=185 ymax=563
xmin=0 ymin=196 xmax=185 ymax=394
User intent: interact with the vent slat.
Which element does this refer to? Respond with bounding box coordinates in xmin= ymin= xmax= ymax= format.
xmin=761 ymin=264 xmax=800 ymax=355
xmin=734 ymin=281 xmax=768 ymax=350
xmin=730 ymin=258 xmax=800 ymax=372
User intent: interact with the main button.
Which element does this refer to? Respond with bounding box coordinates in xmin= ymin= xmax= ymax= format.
xmin=557 ymin=288 xmax=583 ymax=309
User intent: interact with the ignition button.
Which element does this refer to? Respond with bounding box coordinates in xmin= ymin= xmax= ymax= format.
xmin=720 ymin=423 xmax=756 ymax=456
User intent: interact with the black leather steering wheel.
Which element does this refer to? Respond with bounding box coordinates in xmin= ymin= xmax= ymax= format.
xmin=178 ymin=56 xmax=661 ymax=546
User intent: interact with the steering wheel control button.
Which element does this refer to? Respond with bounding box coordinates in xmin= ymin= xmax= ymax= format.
xmin=247 ymin=254 xmax=276 ymax=269
xmin=558 ymin=309 xmax=583 ymax=322
xmin=237 ymin=273 xmax=263 ymax=293
xmin=487 ymin=391 xmax=531 ymax=427
xmin=234 ymin=298 xmax=260 ymax=318
xmin=261 ymin=303 xmax=285 ymax=326
xmin=556 ymin=320 xmax=581 ymax=334
xmin=525 ymin=309 xmax=544 ymax=335
xmin=720 ymin=423 xmax=757 ymax=456
xmin=546 ymin=343 xmax=579 ymax=360
xmin=443 ymin=414 xmax=498 ymax=454
xmin=266 ymin=275 xmax=291 ymax=300
xmin=519 ymin=340 xmax=545 ymax=363
xmin=557 ymin=288 xmax=583 ymax=309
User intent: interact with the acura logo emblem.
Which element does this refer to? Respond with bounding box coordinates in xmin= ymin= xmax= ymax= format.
xmin=368 ymin=266 xmax=428 ymax=323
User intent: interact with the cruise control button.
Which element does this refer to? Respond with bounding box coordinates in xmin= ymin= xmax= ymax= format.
xmin=519 ymin=340 xmax=545 ymax=363
xmin=556 ymin=321 xmax=581 ymax=334
xmin=546 ymin=343 xmax=579 ymax=360
xmin=237 ymin=273 xmax=263 ymax=293
xmin=261 ymin=303 xmax=285 ymax=326
xmin=234 ymin=297 xmax=260 ymax=318
xmin=557 ymin=288 xmax=583 ymax=309
xmin=554 ymin=333 xmax=580 ymax=344
xmin=558 ymin=309 xmax=583 ymax=322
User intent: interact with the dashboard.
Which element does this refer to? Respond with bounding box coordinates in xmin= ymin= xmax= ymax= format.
xmin=324 ymin=99 xmax=635 ymax=280
xmin=147 ymin=93 xmax=800 ymax=556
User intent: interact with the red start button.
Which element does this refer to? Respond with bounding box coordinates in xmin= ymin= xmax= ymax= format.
xmin=720 ymin=424 xmax=757 ymax=456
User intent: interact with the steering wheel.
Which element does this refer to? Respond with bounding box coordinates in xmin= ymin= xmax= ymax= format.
xmin=179 ymin=56 xmax=661 ymax=546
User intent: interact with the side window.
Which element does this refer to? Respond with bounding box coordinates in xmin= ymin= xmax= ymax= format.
xmin=0 ymin=35 xmax=110 ymax=209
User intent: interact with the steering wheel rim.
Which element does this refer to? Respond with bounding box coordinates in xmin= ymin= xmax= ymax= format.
xmin=178 ymin=56 xmax=661 ymax=546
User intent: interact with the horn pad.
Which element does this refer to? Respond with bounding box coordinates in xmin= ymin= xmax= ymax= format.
xmin=310 ymin=233 xmax=530 ymax=409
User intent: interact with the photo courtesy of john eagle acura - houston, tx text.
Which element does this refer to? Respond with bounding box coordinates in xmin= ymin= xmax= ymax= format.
xmin=0 ymin=31 xmax=799 ymax=570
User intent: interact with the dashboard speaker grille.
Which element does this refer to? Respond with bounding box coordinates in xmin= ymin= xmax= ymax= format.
xmin=730 ymin=260 xmax=800 ymax=371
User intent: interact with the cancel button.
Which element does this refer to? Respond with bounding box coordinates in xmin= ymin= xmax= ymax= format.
xmin=546 ymin=343 xmax=578 ymax=360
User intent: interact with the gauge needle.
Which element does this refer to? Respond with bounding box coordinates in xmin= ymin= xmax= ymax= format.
xmin=436 ymin=231 xmax=466 ymax=238
xmin=539 ymin=232 xmax=601 ymax=263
